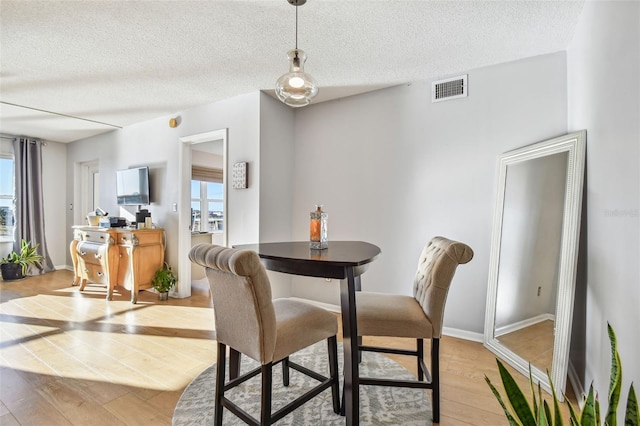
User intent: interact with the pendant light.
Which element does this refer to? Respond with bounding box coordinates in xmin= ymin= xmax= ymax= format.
xmin=275 ymin=0 xmax=318 ymax=108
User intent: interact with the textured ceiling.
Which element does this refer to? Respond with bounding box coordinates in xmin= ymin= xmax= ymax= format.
xmin=0 ymin=0 xmax=585 ymax=143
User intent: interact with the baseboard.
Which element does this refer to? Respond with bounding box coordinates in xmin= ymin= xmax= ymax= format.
xmin=495 ymin=313 xmax=555 ymax=337
xmin=567 ymin=360 xmax=585 ymax=408
xmin=288 ymin=297 xmax=484 ymax=342
xmin=442 ymin=327 xmax=484 ymax=342
xmin=56 ymin=265 xmax=73 ymax=271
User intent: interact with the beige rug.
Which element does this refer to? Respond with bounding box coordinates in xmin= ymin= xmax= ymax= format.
xmin=173 ymin=342 xmax=432 ymax=425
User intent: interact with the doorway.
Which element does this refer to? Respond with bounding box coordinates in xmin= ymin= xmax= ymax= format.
xmin=75 ymin=160 xmax=99 ymax=225
xmin=176 ymin=129 xmax=228 ymax=299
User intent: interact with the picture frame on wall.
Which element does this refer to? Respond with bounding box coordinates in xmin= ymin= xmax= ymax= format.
xmin=232 ymin=162 xmax=248 ymax=189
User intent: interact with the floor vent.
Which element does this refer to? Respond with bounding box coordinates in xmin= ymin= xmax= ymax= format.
xmin=432 ymin=75 xmax=467 ymax=103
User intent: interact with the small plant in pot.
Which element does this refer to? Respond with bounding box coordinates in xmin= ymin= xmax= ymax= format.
xmin=1 ymin=240 xmax=44 ymax=281
xmin=151 ymin=263 xmax=177 ymax=301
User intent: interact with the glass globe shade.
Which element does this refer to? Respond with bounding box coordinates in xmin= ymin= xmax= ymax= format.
xmin=275 ymin=49 xmax=318 ymax=108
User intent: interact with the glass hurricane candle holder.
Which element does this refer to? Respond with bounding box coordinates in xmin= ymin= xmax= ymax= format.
xmin=310 ymin=205 xmax=328 ymax=250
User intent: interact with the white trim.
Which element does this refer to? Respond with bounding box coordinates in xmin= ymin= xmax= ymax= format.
xmin=567 ymin=360 xmax=585 ymax=408
xmin=442 ymin=327 xmax=484 ymax=342
xmin=177 ymin=129 xmax=228 ymax=299
xmin=494 ymin=313 xmax=555 ymax=337
xmin=79 ymin=160 xmax=99 ymax=223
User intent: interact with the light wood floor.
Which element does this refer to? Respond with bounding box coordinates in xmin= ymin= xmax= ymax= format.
xmin=1 ymin=270 xmax=574 ymax=425
xmin=498 ymin=319 xmax=555 ymax=373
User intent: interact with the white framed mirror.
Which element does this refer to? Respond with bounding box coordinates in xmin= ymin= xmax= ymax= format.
xmin=484 ymin=131 xmax=586 ymax=398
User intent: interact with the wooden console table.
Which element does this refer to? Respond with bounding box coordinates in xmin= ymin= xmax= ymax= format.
xmin=70 ymin=226 xmax=165 ymax=303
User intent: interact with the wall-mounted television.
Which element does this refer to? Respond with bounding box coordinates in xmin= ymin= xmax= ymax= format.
xmin=116 ymin=166 xmax=150 ymax=206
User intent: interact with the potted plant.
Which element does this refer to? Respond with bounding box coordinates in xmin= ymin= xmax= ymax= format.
xmin=1 ymin=240 xmax=44 ymax=281
xmin=485 ymin=323 xmax=638 ymax=426
xmin=151 ymin=263 xmax=177 ymax=300
xmin=0 ymin=207 xmax=8 ymax=235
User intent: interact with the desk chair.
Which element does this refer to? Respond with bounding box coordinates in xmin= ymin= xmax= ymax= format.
xmin=189 ymin=244 xmax=340 ymax=425
xmin=355 ymin=236 xmax=473 ymax=423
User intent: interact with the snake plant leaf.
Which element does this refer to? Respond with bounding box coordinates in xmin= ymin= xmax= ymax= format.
xmin=496 ymin=359 xmax=537 ymax=426
xmin=540 ymin=399 xmax=550 ymax=426
xmin=548 ymin=370 xmax=564 ymax=426
xmin=531 ymin=366 xmax=540 ymax=422
xmin=626 ymin=383 xmax=638 ymax=426
xmin=567 ymin=397 xmax=580 ymax=426
xmin=582 ymin=384 xmax=598 ymax=426
xmin=485 ymin=375 xmax=520 ymax=426
xmin=606 ymin=323 xmax=622 ymax=426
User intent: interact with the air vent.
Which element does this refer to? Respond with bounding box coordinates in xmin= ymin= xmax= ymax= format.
xmin=432 ymin=75 xmax=467 ymax=103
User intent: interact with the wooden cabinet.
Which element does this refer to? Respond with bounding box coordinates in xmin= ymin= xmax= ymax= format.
xmin=71 ymin=226 xmax=165 ymax=303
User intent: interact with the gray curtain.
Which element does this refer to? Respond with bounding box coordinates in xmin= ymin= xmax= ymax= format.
xmin=13 ymin=137 xmax=54 ymax=275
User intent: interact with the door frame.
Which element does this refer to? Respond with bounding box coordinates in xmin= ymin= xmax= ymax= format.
xmin=176 ymin=129 xmax=228 ymax=298
xmin=74 ymin=160 xmax=99 ymax=225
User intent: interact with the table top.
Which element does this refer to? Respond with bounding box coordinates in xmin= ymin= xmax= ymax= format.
xmin=233 ymin=241 xmax=381 ymax=279
xmin=234 ymin=240 xmax=380 ymax=424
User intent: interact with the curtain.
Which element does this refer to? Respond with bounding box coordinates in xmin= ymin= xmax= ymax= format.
xmin=13 ymin=137 xmax=55 ymax=275
xmin=192 ymin=166 xmax=223 ymax=183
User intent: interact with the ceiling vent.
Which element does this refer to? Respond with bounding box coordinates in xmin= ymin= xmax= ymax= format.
xmin=432 ymin=75 xmax=467 ymax=103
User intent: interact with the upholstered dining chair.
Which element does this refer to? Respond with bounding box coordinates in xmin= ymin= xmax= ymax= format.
xmin=189 ymin=243 xmax=340 ymax=426
xmin=354 ymin=236 xmax=473 ymax=423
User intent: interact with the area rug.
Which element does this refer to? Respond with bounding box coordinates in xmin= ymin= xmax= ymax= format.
xmin=173 ymin=342 xmax=432 ymax=425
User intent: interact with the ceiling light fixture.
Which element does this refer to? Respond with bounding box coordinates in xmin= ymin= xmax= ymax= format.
xmin=275 ymin=0 xmax=318 ymax=108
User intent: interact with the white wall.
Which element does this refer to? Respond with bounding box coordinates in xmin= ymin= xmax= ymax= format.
xmin=66 ymin=92 xmax=262 ymax=272
xmin=258 ymin=93 xmax=295 ymax=244
xmin=290 ymin=52 xmax=568 ymax=333
xmin=496 ymin=152 xmax=566 ymax=328
xmin=191 ymin=150 xmax=222 ymax=169
xmin=257 ymin=93 xmax=296 ymax=299
xmin=567 ymin=0 xmax=639 ymax=408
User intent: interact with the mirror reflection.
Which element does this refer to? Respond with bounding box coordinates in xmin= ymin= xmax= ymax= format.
xmin=494 ymin=152 xmax=568 ymax=374
xmin=484 ymin=131 xmax=586 ymax=398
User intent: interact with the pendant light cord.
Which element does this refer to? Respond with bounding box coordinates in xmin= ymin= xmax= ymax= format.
xmin=295 ymin=4 xmax=298 ymax=49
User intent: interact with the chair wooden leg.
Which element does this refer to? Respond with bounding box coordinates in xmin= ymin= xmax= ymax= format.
xmin=432 ymin=338 xmax=440 ymax=423
xmin=229 ymin=347 xmax=241 ymax=380
xmin=282 ymin=356 xmax=290 ymax=387
xmin=328 ymin=336 xmax=340 ymax=414
xmin=261 ymin=363 xmax=273 ymax=425
xmin=215 ymin=342 xmax=226 ymax=426
xmin=340 ymin=378 xmax=345 ymax=416
xmin=417 ymin=338 xmax=424 ymax=381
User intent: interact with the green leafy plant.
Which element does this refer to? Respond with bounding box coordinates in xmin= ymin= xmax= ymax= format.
xmin=0 ymin=239 xmax=44 ymax=275
xmin=0 ymin=207 xmax=7 ymax=227
xmin=151 ymin=263 xmax=177 ymax=293
xmin=485 ymin=323 xmax=638 ymax=426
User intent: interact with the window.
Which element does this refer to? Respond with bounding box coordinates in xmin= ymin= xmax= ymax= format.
xmin=191 ymin=168 xmax=224 ymax=233
xmin=0 ymin=156 xmax=15 ymax=242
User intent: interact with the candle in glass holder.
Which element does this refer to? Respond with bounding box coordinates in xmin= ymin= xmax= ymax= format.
xmin=310 ymin=205 xmax=328 ymax=249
